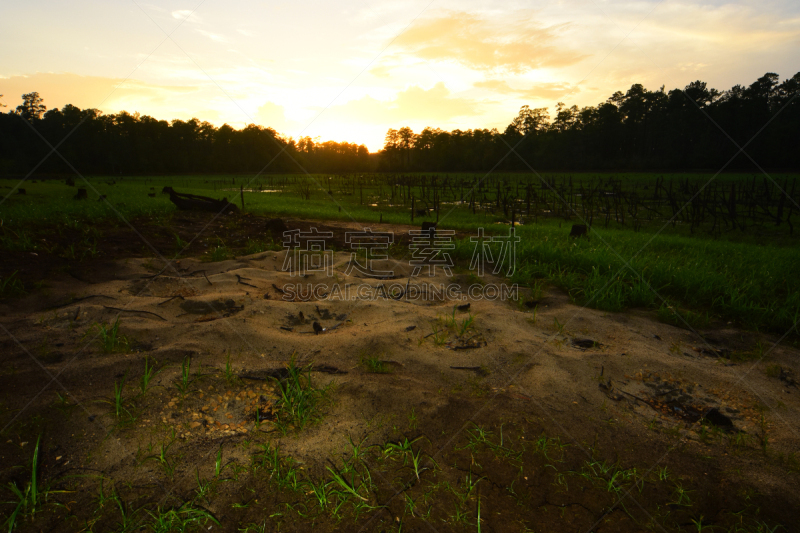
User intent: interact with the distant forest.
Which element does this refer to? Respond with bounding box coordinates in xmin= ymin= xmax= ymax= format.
xmin=0 ymin=94 xmax=370 ymax=175
xmin=1 ymin=71 xmax=798 ymax=175
xmin=381 ymin=72 xmax=800 ymax=172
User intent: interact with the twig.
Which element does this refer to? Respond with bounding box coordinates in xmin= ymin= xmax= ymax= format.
xmin=189 ymin=270 xmax=213 ymax=285
xmin=157 ymin=295 xmax=185 ymax=306
xmin=141 ymin=263 xmax=175 ymax=279
xmin=617 ymin=388 xmax=647 ymax=402
xmin=236 ymin=274 xmax=257 ymax=288
xmin=102 ymin=306 xmax=167 ymax=321
xmin=272 ymin=283 xmax=286 ymax=295
xmin=48 ymin=294 xmax=115 ymax=309
xmin=424 ymin=329 xmax=443 ymax=339
xmin=327 ymin=315 xmax=349 ymax=331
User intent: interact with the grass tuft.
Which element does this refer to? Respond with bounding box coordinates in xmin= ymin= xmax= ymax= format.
xmin=271 ymin=355 xmax=331 ymax=434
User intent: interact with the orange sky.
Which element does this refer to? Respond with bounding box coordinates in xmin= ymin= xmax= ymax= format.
xmin=2 ymin=1 xmax=799 ymax=151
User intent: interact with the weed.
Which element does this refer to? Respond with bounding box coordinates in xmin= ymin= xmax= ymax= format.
xmin=81 ymin=239 xmax=99 ymax=260
xmin=691 ymin=515 xmax=714 ymax=532
xmin=2 ymin=435 xmax=66 ymax=532
xmin=144 ymin=439 xmax=178 ymax=480
xmin=144 ymin=502 xmax=219 ymax=532
xmin=407 ymin=407 xmax=418 ymax=430
xmin=307 ymin=479 xmax=332 ymax=510
xmin=0 ymin=271 xmax=25 ymax=297
xmin=443 ymin=306 xmax=458 ymax=329
xmin=54 ymin=392 xmax=73 ymax=414
xmin=477 ymin=495 xmax=482 ymax=533
xmin=531 ymin=433 xmax=568 ymax=462
xmin=458 ymin=313 xmax=476 ymax=336
xmin=657 ymin=303 xmax=710 ymax=330
xmin=430 ymin=324 xmax=447 ymax=346
xmin=764 ymin=364 xmax=782 ymax=378
xmin=381 ymin=436 xmax=420 ymax=463
xmin=408 ymin=443 xmax=436 ymax=481
xmin=174 ymin=233 xmax=188 ymax=255
xmin=175 ymin=356 xmax=193 ymax=396
xmin=271 ymin=355 xmax=330 ymax=434
xmin=671 ymin=482 xmax=694 ymax=507
xmin=360 ymin=352 xmax=391 ymax=374
xmin=104 ymin=372 xmax=135 ymax=427
xmin=223 ymin=352 xmax=238 ymax=384
xmin=86 ymin=317 xmax=129 ymax=353
xmin=239 ymin=520 xmax=268 ymax=532
xmin=243 ymin=238 xmax=280 ymax=255
xmin=207 ymin=244 xmax=232 ymax=262
xmin=3 ymin=435 xmax=42 ymax=531
xmin=139 ymin=357 xmax=159 ymax=396
xmin=326 ymin=466 xmax=369 ymax=502
xmin=194 ymin=469 xmax=215 ymax=504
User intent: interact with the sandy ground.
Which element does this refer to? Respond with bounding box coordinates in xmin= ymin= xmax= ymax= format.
xmin=1 ymin=235 xmax=799 ymax=531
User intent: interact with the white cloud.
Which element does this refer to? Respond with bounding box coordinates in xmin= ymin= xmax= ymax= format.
xmin=196 ymin=29 xmax=227 ymax=42
xmin=171 ymin=9 xmax=202 ymax=23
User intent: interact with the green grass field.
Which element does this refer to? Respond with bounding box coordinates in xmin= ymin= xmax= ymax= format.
xmin=1 ymin=173 xmax=798 ymax=335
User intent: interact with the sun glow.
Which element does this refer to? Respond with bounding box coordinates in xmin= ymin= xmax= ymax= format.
xmin=1 ymin=1 xmax=798 ymax=152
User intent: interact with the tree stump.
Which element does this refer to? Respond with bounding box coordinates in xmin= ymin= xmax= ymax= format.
xmin=569 ymin=224 xmax=588 ymax=238
xmin=421 ymin=221 xmax=437 ymax=238
xmin=167 ymin=189 xmax=239 ymax=214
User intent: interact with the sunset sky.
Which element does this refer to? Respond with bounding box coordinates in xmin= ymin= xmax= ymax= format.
xmin=1 ymin=0 xmax=798 ymax=152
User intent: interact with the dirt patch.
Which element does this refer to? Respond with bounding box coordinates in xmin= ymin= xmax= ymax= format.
xmin=0 ymin=217 xmax=799 ymax=532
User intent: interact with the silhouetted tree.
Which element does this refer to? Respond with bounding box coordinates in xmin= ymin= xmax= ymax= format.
xmin=16 ymin=92 xmax=46 ymax=121
xmin=0 ymin=93 xmax=371 ymax=175
xmin=378 ymin=72 xmax=800 ymax=172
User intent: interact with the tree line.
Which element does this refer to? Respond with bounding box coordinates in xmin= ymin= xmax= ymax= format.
xmin=0 ymin=93 xmax=371 ymax=175
xmin=380 ymin=72 xmax=800 ymax=172
xmin=2 ymin=71 xmax=797 ymax=176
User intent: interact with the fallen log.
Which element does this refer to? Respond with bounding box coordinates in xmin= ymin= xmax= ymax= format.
xmin=167 ymin=189 xmax=239 ymax=214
